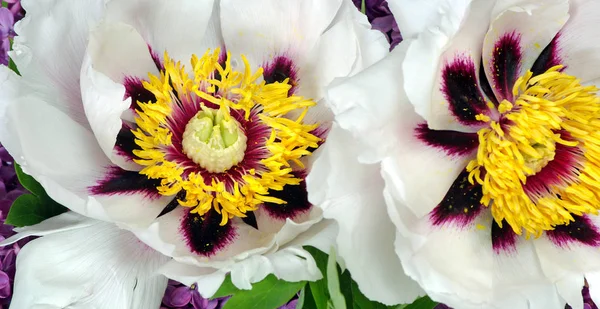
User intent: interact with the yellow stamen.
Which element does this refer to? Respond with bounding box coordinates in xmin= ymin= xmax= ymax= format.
xmin=132 ymin=48 xmax=320 ymax=225
xmin=467 ymin=65 xmax=600 ymax=236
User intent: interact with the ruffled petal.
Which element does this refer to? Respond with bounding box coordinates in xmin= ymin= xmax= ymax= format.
xmin=1 ymin=212 xmax=169 ymax=309
xmin=12 ymin=0 xmax=104 ymax=127
xmin=219 ymin=0 xmax=342 ymax=70
xmin=105 ymin=0 xmax=221 ymax=62
xmin=81 ymin=21 xmax=159 ymax=171
xmin=307 ymin=124 xmax=424 ymax=305
xmin=553 ymin=0 xmax=600 ymax=83
xmin=481 ymin=0 xmax=569 ymax=102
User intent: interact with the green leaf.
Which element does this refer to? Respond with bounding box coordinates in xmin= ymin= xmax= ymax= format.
xmin=305 ymin=246 xmax=330 ymax=309
xmin=6 ymin=193 xmax=68 ymax=227
xmin=361 ymin=0 xmax=366 ymax=14
xmin=15 ymin=164 xmax=46 ymax=197
xmin=211 ymin=275 xmax=240 ymax=298
xmin=221 ymin=275 xmax=305 ymax=309
xmin=301 ymin=284 xmax=319 ymax=309
xmin=404 ymin=296 xmax=438 ymax=309
xmin=326 ymin=247 xmax=346 ymax=309
xmin=5 ymin=194 xmax=48 ymax=226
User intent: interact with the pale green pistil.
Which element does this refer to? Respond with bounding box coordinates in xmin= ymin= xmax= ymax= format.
xmin=182 ymin=108 xmax=247 ymax=173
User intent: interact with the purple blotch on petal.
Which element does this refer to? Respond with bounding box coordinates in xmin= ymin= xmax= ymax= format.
xmin=547 ymin=215 xmax=600 ymax=248
xmin=148 ymin=45 xmax=164 ymax=71
xmin=181 ymin=209 xmax=237 ymax=257
xmin=491 ymin=220 xmax=518 ymax=254
xmin=157 ymin=191 xmax=185 ymax=218
xmin=263 ymin=56 xmax=298 ymax=94
xmin=430 ymin=170 xmax=483 ymax=227
xmin=90 ymin=166 xmax=161 ymax=198
xmin=531 ymin=34 xmax=563 ymax=77
xmin=241 ymin=211 xmax=258 ymax=229
xmin=115 ymin=124 xmax=141 ymax=161
xmin=123 ymin=76 xmax=156 ymax=111
xmin=414 ymin=123 xmax=479 ymax=157
xmin=441 ymin=55 xmax=490 ymax=125
xmin=262 ymin=172 xmax=312 ymax=220
xmin=490 ymin=31 xmax=522 ymax=102
xmin=478 ymin=58 xmax=499 ymax=107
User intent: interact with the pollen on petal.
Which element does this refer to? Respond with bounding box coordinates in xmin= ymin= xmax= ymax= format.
xmin=181 ymin=209 xmax=237 ymax=256
xmin=441 ymin=55 xmax=491 ymax=125
xmin=546 ymin=215 xmax=600 ymax=248
xmin=430 ymin=170 xmax=484 ymax=228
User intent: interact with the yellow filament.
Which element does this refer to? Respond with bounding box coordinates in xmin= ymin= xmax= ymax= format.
xmin=467 ymin=65 xmax=600 ymax=236
xmin=132 ymin=48 xmax=320 ymax=225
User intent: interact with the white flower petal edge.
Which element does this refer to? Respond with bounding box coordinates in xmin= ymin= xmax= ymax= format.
xmin=0 ymin=212 xmax=169 ymax=309
xmin=307 ymin=124 xmax=424 ymax=305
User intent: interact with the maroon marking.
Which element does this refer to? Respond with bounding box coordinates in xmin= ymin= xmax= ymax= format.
xmin=547 ymin=215 xmax=600 ymax=248
xmin=441 ymin=55 xmax=490 ymax=125
xmin=531 ymin=34 xmax=563 ymax=77
xmin=490 ymin=31 xmax=523 ymax=102
xmin=89 ymin=166 xmax=161 ymax=198
xmin=430 ymin=170 xmax=484 ymax=227
xmin=115 ymin=123 xmax=141 ymax=161
xmin=181 ymin=209 xmax=237 ymax=256
xmin=123 ymin=76 xmax=156 ymax=111
xmin=492 ymin=220 xmax=518 ymax=254
xmin=415 ymin=123 xmax=479 ymax=157
xmin=263 ymin=56 xmax=298 ymax=95
xmin=262 ymin=171 xmax=312 ymax=220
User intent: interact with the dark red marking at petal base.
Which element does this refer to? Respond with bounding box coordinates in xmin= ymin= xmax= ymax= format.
xmin=124 ymin=76 xmax=156 ymax=111
xmin=181 ymin=209 xmax=237 ymax=256
xmin=441 ymin=56 xmax=490 ymax=125
xmin=115 ymin=124 xmax=141 ymax=160
xmin=263 ymin=56 xmax=298 ymax=94
xmin=148 ymin=45 xmax=164 ymax=71
xmin=523 ymin=138 xmax=583 ymax=199
xmin=90 ymin=166 xmax=161 ymax=198
xmin=242 ymin=211 xmax=258 ymax=229
xmin=478 ymin=58 xmax=499 ymax=107
xmin=430 ymin=170 xmax=484 ymax=227
xmin=415 ymin=123 xmax=479 ymax=157
xmin=531 ymin=34 xmax=563 ymax=77
xmin=490 ymin=31 xmax=523 ymax=102
xmin=547 ymin=215 xmax=600 ymax=248
xmin=492 ymin=220 xmax=518 ymax=254
xmin=157 ymin=191 xmax=185 ymax=218
xmin=263 ymin=172 xmax=312 ymax=220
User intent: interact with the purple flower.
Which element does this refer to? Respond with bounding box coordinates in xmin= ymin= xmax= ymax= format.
xmin=0 ymin=7 xmax=14 ymax=66
xmin=0 ymin=145 xmax=28 ymax=307
xmin=161 ymin=280 xmax=224 ymax=309
xmin=352 ymin=0 xmax=402 ymax=49
xmin=4 ymin=0 xmax=23 ymax=22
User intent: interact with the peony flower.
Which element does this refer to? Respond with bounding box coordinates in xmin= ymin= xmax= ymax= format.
xmin=322 ymin=0 xmax=600 ymax=308
xmin=0 ymin=0 xmax=388 ymax=306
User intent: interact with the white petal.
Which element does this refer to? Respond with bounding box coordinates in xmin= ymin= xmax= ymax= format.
xmin=481 ymin=0 xmax=569 ymax=101
xmin=400 ymin=1 xmax=476 ymax=128
xmin=307 ymin=124 xmax=424 ymax=305
xmin=325 ymin=46 xmax=407 ymax=164
xmin=387 ymin=0 xmax=471 ymax=40
xmin=555 ymin=0 xmax=600 ymax=83
xmin=296 ymin=0 xmax=387 ymax=101
xmin=105 ymin=0 xmax=221 ymax=62
xmin=81 ymin=21 xmax=160 ymax=171
xmin=219 ymin=0 xmax=342 ymax=69
xmin=12 ymin=0 xmax=104 ymax=127
xmin=423 ymin=0 xmax=495 ymax=132
xmin=4 ymin=213 xmax=169 ymax=309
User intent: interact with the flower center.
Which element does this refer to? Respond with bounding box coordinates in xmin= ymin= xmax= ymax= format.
xmin=182 ymin=107 xmax=247 ymax=173
xmin=467 ymin=65 xmax=600 ymax=236
xmin=130 ymin=48 xmax=321 ymax=225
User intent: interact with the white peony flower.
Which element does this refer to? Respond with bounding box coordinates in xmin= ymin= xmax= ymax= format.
xmin=0 ymin=0 xmax=388 ymax=307
xmin=322 ymin=0 xmax=600 ymax=308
